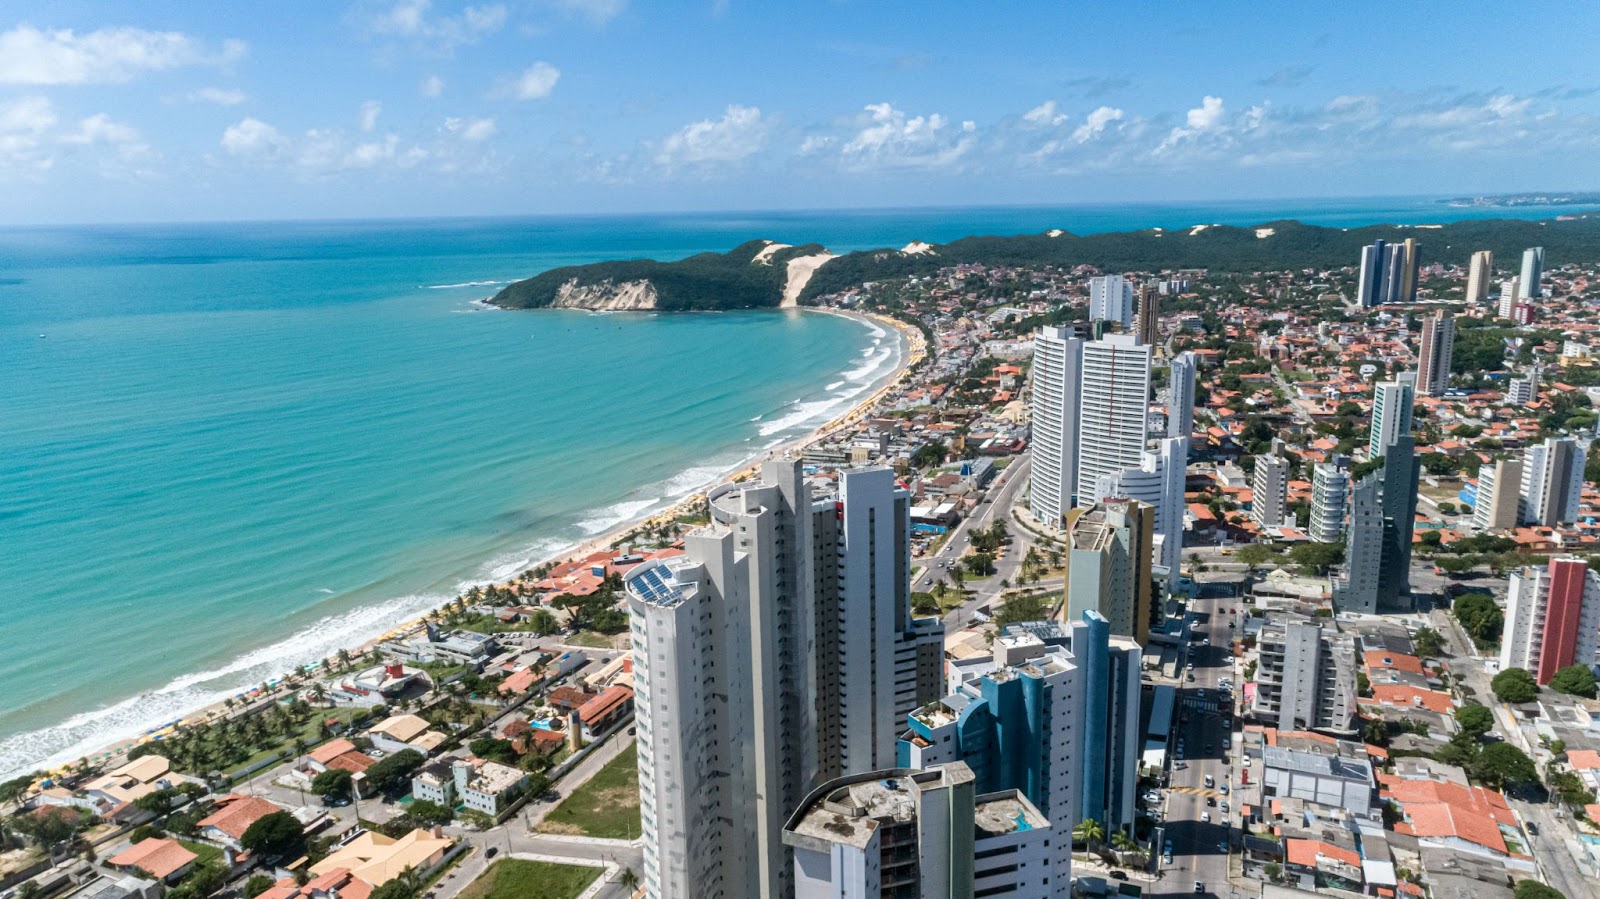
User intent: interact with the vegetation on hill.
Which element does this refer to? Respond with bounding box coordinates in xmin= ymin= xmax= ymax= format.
xmin=490 ymin=216 xmax=1600 ymax=311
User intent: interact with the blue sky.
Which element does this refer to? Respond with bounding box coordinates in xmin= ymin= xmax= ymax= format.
xmin=2 ymin=0 xmax=1599 ymax=223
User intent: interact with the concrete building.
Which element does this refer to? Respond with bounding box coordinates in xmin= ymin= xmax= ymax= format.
xmin=1093 ymin=436 xmax=1188 ymax=577
xmin=1497 ymin=277 xmax=1520 ymax=319
xmin=1400 ymin=237 xmax=1419 ymax=304
xmin=1260 ymin=742 xmax=1379 ymax=822
xmin=1252 ymin=449 xmax=1290 ymax=529
xmin=1076 ymin=334 xmax=1152 ymax=505
xmin=1357 ymin=241 xmax=1386 ymax=307
xmin=451 ymin=759 xmax=527 ymax=817
xmin=1507 ymin=369 xmax=1538 ymax=406
xmin=1066 ymin=498 xmax=1155 ymax=640
xmin=783 ymin=763 xmax=1055 ymax=899
xmin=1416 ymin=310 xmax=1455 ymax=397
xmin=1501 ymin=558 xmax=1600 ymax=683
xmin=1368 ymin=379 xmax=1414 ymax=458
xmin=1335 ymin=436 xmax=1418 ymax=614
xmin=1137 ymin=282 xmax=1160 ymax=346
xmin=1168 ymin=351 xmax=1197 ymax=440
xmin=1252 ymin=618 xmax=1359 ymax=736
xmin=1357 ymin=239 xmax=1413 ymax=306
xmin=625 ymin=460 xmax=943 ymax=899
xmin=1466 ymin=250 xmax=1493 ymax=305
xmin=1088 ymin=274 xmax=1134 ymax=329
xmin=1520 ymin=437 xmax=1587 ymax=526
xmin=1028 ymin=324 xmax=1085 ymax=527
xmin=1309 ymin=457 xmax=1350 ymax=543
xmin=1471 ymin=459 xmax=1523 ymax=530
xmin=1520 ymin=247 xmax=1545 ymax=298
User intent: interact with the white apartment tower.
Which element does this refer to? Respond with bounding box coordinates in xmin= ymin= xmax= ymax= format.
xmin=1251 ymin=618 xmax=1359 ymax=736
xmin=1520 ymin=247 xmax=1545 ymax=298
xmin=1076 ymin=334 xmax=1153 ymax=505
xmin=1088 ymin=274 xmax=1135 ymax=329
xmin=1252 ymin=450 xmax=1290 ymax=529
xmin=1368 ymin=379 xmax=1414 ymax=458
xmin=1416 ymin=310 xmax=1455 ymax=396
xmin=1094 ymin=436 xmax=1189 ymax=576
xmin=1168 ymin=351 xmax=1197 ymax=440
xmin=1498 ymin=278 xmax=1521 ymax=319
xmin=1472 ymin=458 xmax=1523 ymax=530
xmin=1309 ymin=458 xmax=1350 ymax=543
xmin=1520 ymin=437 xmax=1587 ymax=527
xmin=1508 ymin=369 xmax=1539 ymax=406
xmin=1466 ymin=250 xmax=1493 ymax=305
xmin=1028 ymin=325 xmax=1085 ymax=528
xmin=625 ymin=459 xmax=942 ymax=899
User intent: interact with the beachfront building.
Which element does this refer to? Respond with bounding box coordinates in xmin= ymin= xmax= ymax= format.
xmin=1066 ymin=498 xmax=1155 ymax=640
xmin=1076 ymin=334 xmax=1152 ymax=505
xmin=1028 ymin=324 xmax=1086 ymax=527
xmin=782 ymin=763 xmax=1055 ymax=899
xmin=1088 ymin=274 xmax=1134 ymax=329
xmin=625 ymin=459 xmax=943 ymax=899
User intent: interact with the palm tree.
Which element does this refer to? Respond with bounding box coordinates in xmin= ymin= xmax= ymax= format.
xmin=620 ymin=867 xmax=640 ymax=891
xmin=1073 ymin=818 xmax=1104 ymax=852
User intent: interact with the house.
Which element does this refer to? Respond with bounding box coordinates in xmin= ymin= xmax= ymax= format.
xmin=68 ymin=756 xmax=183 ymax=817
xmin=107 ymin=838 xmax=198 ymax=883
xmin=307 ymin=829 xmax=453 ymax=887
xmin=306 ymin=739 xmax=376 ymax=776
xmin=1382 ymin=777 xmax=1527 ymax=861
xmin=452 ymin=760 xmax=527 ymax=817
xmin=197 ymin=794 xmax=285 ymax=850
xmin=576 ymin=685 xmax=633 ymax=740
xmin=366 ymin=714 xmax=447 ymax=756
xmin=411 ymin=762 xmax=456 ymax=807
xmin=496 ymin=667 xmax=539 ymax=697
xmin=546 ymin=686 xmax=596 ymax=712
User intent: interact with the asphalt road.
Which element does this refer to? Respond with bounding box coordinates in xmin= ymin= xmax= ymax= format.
xmin=912 ymin=451 xmax=1035 ymax=595
xmin=1153 ymin=590 xmax=1236 ymax=899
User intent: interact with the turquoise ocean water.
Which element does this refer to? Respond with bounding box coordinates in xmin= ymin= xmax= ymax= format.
xmin=2 ymin=196 xmax=1595 ymax=778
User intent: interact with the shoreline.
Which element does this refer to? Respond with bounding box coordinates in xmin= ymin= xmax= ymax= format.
xmin=7 ymin=306 xmax=924 ymax=781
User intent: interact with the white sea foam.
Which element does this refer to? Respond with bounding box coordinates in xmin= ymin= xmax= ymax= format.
xmin=0 ymin=593 xmax=443 ymax=780
xmin=425 ymin=280 xmax=508 ymax=289
xmin=826 ymin=381 xmax=844 ymax=390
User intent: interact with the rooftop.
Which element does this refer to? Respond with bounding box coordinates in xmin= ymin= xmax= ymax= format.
xmin=787 ymin=765 xmax=975 ymax=850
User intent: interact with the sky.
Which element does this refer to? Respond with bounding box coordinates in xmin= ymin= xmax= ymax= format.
xmin=2 ymin=1 xmax=1600 ymax=224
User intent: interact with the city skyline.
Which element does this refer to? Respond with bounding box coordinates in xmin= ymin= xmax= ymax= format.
xmin=4 ymin=1 xmax=1600 ymax=222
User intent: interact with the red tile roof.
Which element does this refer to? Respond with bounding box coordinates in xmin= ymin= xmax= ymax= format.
xmin=109 ymin=838 xmax=197 ymax=880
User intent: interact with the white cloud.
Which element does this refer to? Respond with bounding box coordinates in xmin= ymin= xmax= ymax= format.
xmin=655 ymin=105 xmax=767 ymax=167
xmin=543 ymin=0 xmax=627 ymax=25
xmin=359 ymin=100 xmax=383 ymax=132
xmin=1186 ymin=95 xmax=1225 ymax=130
xmin=188 ymin=87 xmax=248 ymax=106
xmin=0 ymin=25 xmax=245 ymax=85
xmin=1023 ymin=101 xmax=1068 ymax=127
xmin=0 ymin=96 xmax=58 ymax=173
xmin=421 ymin=74 xmax=444 ymax=97
xmin=62 ymin=113 xmax=141 ymax=147
xmin=366 ymin=0 xmax=507 ymax=50
xmin=1071 ymin=105 xmax=1124 ymax=142
xmin=444 ymin=116 xmax=497 ymax=141
xmin=221 ymin=117 xmax=285 ymax=156
xmin=508 ymin=61 xmax=561 ymax=99
xmin=835 ymin=102 xmax=976 ymax=171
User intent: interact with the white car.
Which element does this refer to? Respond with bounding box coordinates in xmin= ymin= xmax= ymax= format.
xmin=1201 ymin=812 xmax=1211 ymax=823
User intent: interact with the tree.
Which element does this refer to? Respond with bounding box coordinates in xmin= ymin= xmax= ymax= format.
xmin=1413 ymin=626 xmax=1446 ymax=658
xmin=246 ymin=874 xmax=277 ymax=899
xmin=1454 ymin=592 xmax=1504 ymax=648
xmin=402 ymin=800 xmax=454 ymax=827
xmin=1470 ymin=742 xmax=1538 ymax=790
xmin=1491 ymin=668 xmax=1540 ymax=704
xmin=310 ymin=768 xmax=353 ymax=800
xmin=1235 ymin=544 xmax=1281 ymax=567
xmin=1454 ymin=703 xmax=1494 ymax=740
xmin=1288 ymin=541 xmax=1344 ymax=574
xmin=168 ymin=863 xmax=227 ymax=899
xmin=527 ymin=609 xmax=558 ymax=635
xmin=364 ymin=749 xmax=424 ymax=794
xmin=133 ymin=788 xmax=181 ymax=818
xmin=241 ymin=811 xmax=305 ymax=860
xmin=993 ymin=592 xmax=1052 ymax=629
xmin=1547 ymin=766 xmax=1597 ymax=808
xmin=369 ymin=880 xmax=417 ymax=899
xmin=1073 ymin=818 xmax=1104 ymax=850
xmin=469 ymin=738 xmax=519 ymax=765
xmin=1513 ymin=881 xmax=1566 ymax=899
xmin=1363 ymin=718 xmax=1389 ymax=746
xmin=0 ymin=774 xmax=37 ymax=804
xmin=1548 ymin=664 xmax=1598 ymax=698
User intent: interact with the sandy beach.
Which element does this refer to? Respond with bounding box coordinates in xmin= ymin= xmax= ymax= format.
xmin=43 ymin=307 xmax=925 ymax=777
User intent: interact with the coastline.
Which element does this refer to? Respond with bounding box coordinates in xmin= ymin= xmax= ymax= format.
xmin=12 ymin=306 xmax=923 ymax=780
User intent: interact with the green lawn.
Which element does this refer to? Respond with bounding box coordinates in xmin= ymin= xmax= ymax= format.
xmin=536 ymin=743 xmax=640 ymax=839
xmin=178 ymin=839 xmax=223 ymax=867
xmin=566 ymin=630 xmax=621 ymax=650
xmin=458 ymin=859 xmax=601 ymax=899
xmin=223 ymin=706 xmax=368 ymax=777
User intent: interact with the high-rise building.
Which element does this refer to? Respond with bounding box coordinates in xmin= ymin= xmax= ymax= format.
xmin=1076 ymin=334 xmax=1152 ymax=504
xmin=1500 ymin=558 xmax=1600 ymax=684
xmin=1136 ymin=283 xmax=1160 ymax=346
xmin=1252 ymin=449 xmax=1290 ymax=528
xmin=1334 ymin=436 xmax=1419 ymax=614
xmin=1065 ymin=498 xmax=1154 ymax=639
xmin=1251 ymin=617 xmax=1359 ymax=736
xmin=1466 ymin=250 xmax=1494 ymax=304
xmin=1368 ymin=379 xmax=1414 ymax=458
xmin=1309 ymin=457 xmax=1350 ymax=543
xmin=1416 ymin=310 xmax=1455 ymax=396
xmin=625 ymin=460 xmax=943 ymax=899
xmin=1472 ymin=458 xmax=1523 ymax=530
xmin=1088 ymin=274 xmax=1134 ymax=328
xmin=1093 ymin=436 xmax=1188 ymax=576
xmin=1520 ymin=247 xmax=1545 ymax=299
xmin=1507 ymin=368 xmax=1539 ymax=406
xmin=1168 ymin=351 xmax=1197 ymax=440
xmin=1520 ymin=437 xmax=1587 ymax=527
xmin=1400 ymin=237 xmax=1419 ymax=304
xmin=1028 ymin=325 xmax=1086 ymax=528
xmin=1357 ymin=240 xmax=1387 ymax=307
xmin=783 ymin=762 xmax=1056 ymax=899
xmin=1497 ymin=277 xmax=1521 ymax=319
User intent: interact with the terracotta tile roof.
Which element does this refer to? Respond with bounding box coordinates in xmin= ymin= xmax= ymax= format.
xmin=309 ymin=739 xmax=359 ymax=766
xmin=577 ymin=685 xmax=633 ymax=726
xmin=1286 ymin=838 xmax=1360 ymax=869
xmin=198 ymin=794 xmax=283 ymax=841
xmin=1566 ymin=749 xmax=1600 ymax=771
xmin=109 ymin=838 xmax=197 ymax=880
xmin=1364 ymin=651 xmax=1425 ymax=675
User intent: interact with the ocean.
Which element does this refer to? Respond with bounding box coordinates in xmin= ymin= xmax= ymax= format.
xmin=2 ymin=195 xmax=1595 ymax=779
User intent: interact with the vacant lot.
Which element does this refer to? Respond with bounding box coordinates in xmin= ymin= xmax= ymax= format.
xmin=457 ymin=859 xmax=600 ymax=899
xmin=536 ymin=743 xmax=640 ymax=839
